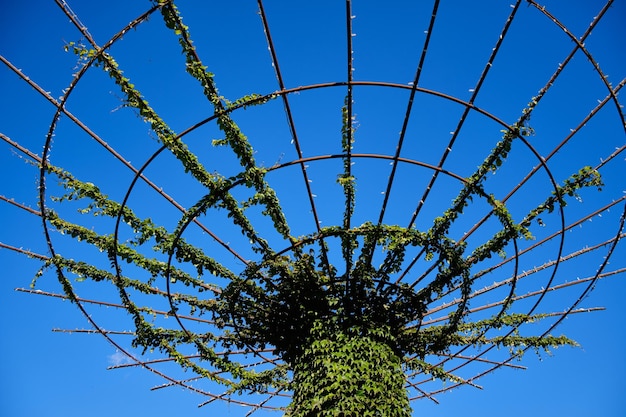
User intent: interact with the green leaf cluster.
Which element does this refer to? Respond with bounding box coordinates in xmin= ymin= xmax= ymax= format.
xmin=41 ymin=4 xmax=606 ymax=415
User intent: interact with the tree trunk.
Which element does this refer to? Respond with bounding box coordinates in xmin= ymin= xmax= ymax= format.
xmin=286 ymin=328 xmax=412 ymax=417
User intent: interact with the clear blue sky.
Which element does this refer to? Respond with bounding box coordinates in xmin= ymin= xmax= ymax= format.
xmin=1 ymin=1 xmax=625 ymax=416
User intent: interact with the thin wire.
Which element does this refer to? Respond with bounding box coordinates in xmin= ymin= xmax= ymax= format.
xmin=408 ymin=0 xmax=524 ymax=227
xmin=377 ymin=0 xmax=440 ymax=226
xmin=256 ymin=0 xmax=332 ymax=275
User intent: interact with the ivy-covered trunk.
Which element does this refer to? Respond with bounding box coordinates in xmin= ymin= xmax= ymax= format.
xmin=286 ymin=327 xmax=411 ymax=417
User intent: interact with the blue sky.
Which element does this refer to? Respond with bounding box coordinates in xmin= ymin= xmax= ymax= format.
xmin=1 ymin=1 xmax=625 ymax=416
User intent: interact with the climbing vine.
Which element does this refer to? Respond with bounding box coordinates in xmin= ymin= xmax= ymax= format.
xmin=15 ymin=1 xmax=616 ymax=416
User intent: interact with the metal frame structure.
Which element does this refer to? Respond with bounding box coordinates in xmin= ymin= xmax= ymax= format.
xmin=1 ymin=0 xmax=624 ymax=413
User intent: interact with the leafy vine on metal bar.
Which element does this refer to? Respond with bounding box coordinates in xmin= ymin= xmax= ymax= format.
xmin=36 ymin=0 xmax=605 ymax=411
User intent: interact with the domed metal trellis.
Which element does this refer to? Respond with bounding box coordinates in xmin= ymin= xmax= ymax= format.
xmin=1 ymin=0 xmax=625 ymax=415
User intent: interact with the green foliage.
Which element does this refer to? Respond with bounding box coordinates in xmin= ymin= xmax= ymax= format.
xmin=287 ymin=322 xmax=411 ymax=417
xmin=34 ymin=2 xmax=606 ymax=415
